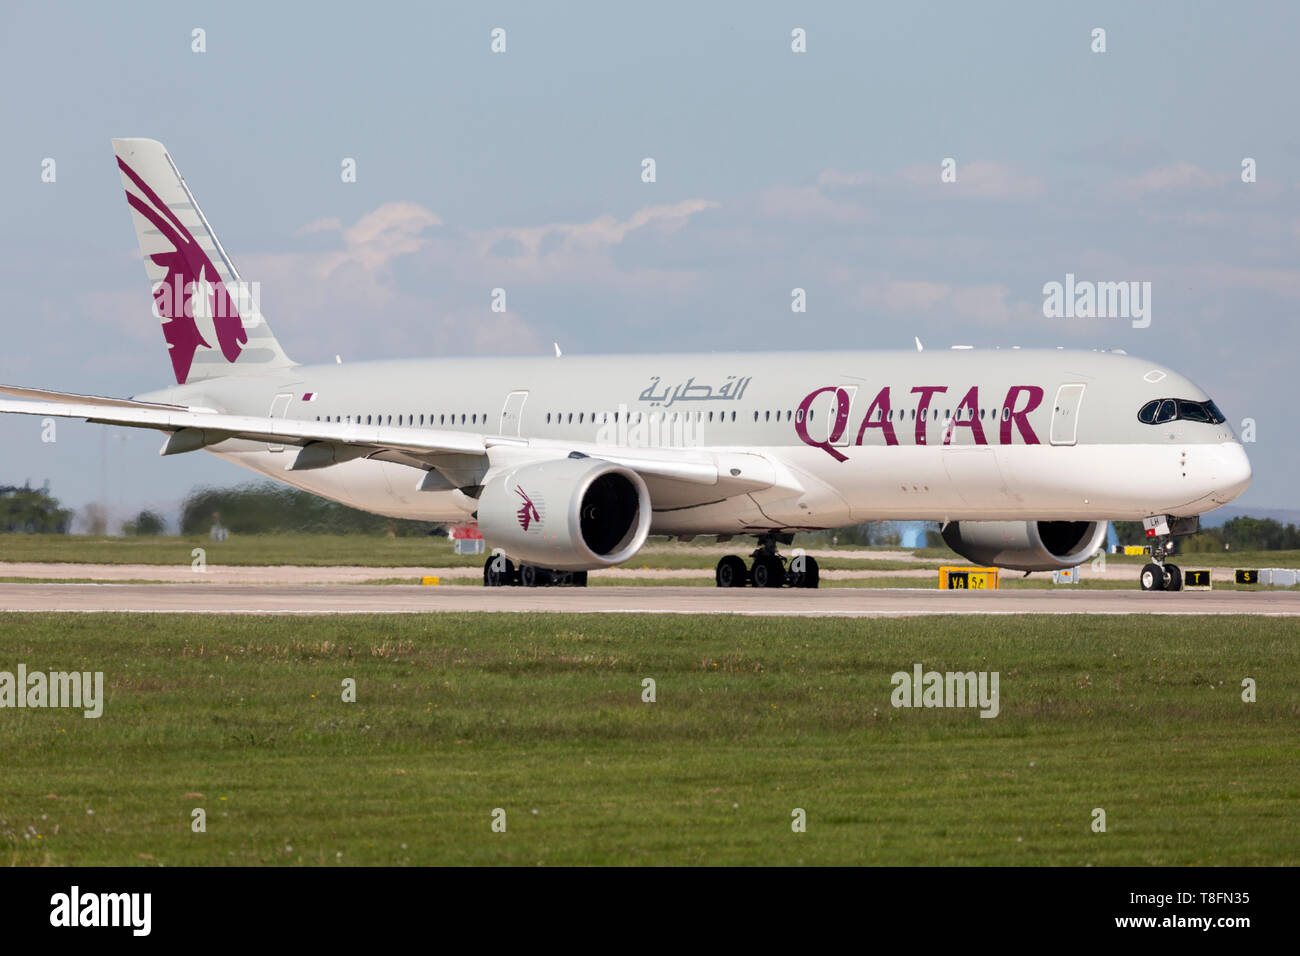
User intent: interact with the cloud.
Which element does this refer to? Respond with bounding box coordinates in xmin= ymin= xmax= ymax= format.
xmin=820 ymin=161 xmax=1045 ymax=200
xmin=817 ymin=168 xmax=879 ymax=188
xmin=294 ymin=216 xmax=342 ymax=236
xmin=476 ymin=199 xmax=720 ymax=257
xmin=858 ymin=278 xmax=1020 ymax=325
xmin=753 ymin=185 xmax=872 ymax=224
xmin=1112 ymin=162 xmax=1223 ymax=199
xmin=1181 ymin=262 xmax=1300 ymax=300
xmin=233 ymin=197 xmax=726 ymax=359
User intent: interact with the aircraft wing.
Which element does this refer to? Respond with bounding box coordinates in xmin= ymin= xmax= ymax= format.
xmin=0 ymin=384 xmax=189 ymax=411
xmin=0 ymin=389 xmax=774 ymax=492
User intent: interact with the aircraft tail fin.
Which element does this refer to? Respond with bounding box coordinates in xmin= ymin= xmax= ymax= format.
xmin=112 ymin=138 xmax=296 ymax=386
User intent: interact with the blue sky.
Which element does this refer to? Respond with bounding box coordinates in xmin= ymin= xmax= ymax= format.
xmin=1 ymin=1 xmax=1297 ymax=525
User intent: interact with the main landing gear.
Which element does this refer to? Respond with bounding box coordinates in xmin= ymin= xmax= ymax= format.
xmin=482 ymin=554 xmax=588 ymax=588
xmin=1137 ymin=515 xmax=1199 ymax=592
xmin=715 ymin=534 xmax=820 ymax=589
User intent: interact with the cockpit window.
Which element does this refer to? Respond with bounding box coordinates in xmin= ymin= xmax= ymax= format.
xmin=1176 ymin=400 xmax=1212 ymax=423
xmin=1138 ymin=398 xmax=1225 ymax=425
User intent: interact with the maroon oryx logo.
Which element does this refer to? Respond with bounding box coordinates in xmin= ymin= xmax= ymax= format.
xmin=514 ymin=485 xmax=540 ymax=531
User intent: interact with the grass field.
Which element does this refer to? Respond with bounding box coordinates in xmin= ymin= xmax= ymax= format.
xmin=1 ymin=612 xmax=1294 ymax=866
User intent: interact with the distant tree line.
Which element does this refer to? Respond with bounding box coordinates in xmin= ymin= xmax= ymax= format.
xmin=0 ymin=482 xmax=73 ymax=533
xmin=1113 ymin=516 xmax=1300 ymax=552
xmin=816 ymin=521 xmax=945 ymax=549
xmin=179 ymin=482 xmax=444 ymax=536
xmin=3 ymin=476 xmax=1295 ymax=548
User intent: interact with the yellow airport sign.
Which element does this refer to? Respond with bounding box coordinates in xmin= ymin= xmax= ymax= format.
xmin=939 ymin=566 xmax=1000 ymax=590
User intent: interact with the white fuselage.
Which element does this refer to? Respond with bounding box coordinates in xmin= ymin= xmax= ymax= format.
xmin=139 ymin=348 xmax=1252 ymax=535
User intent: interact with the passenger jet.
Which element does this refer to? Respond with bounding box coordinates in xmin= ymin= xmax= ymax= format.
xmin=0 ymin=139 xmax=1253 ymax=591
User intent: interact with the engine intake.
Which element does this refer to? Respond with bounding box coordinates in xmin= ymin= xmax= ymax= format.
xmin=477 ymin=457 xmax=652 ymax=570
xmin=941 ymin=520 xmax=1109 ymax=572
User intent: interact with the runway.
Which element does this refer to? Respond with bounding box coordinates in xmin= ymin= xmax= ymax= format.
xmin=0 ymin=582 xmax=1296 ymax=616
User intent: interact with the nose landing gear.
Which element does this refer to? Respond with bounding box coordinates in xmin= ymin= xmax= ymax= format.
xmin=1137 ymin=515 xmax=1198 ymax=592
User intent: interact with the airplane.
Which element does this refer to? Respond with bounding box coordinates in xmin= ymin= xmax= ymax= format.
xmin=0 ymin=138 xmax=1253 ymax=592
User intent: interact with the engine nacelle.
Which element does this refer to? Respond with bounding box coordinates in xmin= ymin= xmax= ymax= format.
xmin=941 ymin=520 xmax=1109 ymax=572
xmin=477 ymin=457 xmax=652 ymax=571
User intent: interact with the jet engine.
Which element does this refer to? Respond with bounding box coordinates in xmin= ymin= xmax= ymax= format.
xmin=477 ymin=456 xmax=652 ymax=571
xmin=941 ymin=520 xmax=1109 ymax=572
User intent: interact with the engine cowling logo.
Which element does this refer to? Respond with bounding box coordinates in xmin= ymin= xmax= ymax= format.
xmin=514 ymin=485 xmax=541 ymax=531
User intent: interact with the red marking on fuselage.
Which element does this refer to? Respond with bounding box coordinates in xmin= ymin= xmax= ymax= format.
xmin=514 ymin=485 xmax=540 ymax=531
xmin=797 ymin=384 xmax=1046 ymax=459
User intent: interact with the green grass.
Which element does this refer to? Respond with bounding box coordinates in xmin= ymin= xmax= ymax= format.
xmin=1 ymin=613 xmax=1294 ymax=866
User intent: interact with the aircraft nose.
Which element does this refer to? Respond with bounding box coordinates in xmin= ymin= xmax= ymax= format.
xmin=1209 ymin=442 xmax=1252 ymax=504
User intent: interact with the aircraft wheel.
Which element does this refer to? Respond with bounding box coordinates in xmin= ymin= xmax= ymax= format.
xmin=715 ymin=555 xmax=748 ymax=588
xmin=801 ymin=555 xmax=820 ymax=589
xmin=1140 ymin=563 xmax=1166 ymax=591
xmin=484 ymin=555 xmax=515 ymax=587
xmin=1164 ymin=564 xmax=1182 ymax=592
xmin=751 ymin=554 xmax=784 ymax=589
xmin=520 ymin=564 xmax=542 ymax=587
xmin=572 ymin=571 xmax=588 ymax=588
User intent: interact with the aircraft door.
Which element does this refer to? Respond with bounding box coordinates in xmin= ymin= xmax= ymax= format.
xmin=267 ymin=392 xmax=293 ymax=452
xmin=499 ymin=389 xmax=528 ymax=437
xmin=1049 ymin=383 xmax=1085 ymax=446
xmin=804 ymin=385 xmax=858 ymax=446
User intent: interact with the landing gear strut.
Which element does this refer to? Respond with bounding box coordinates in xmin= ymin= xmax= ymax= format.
xmin=1137 ymin=515 xmax=1198 ymax=592
xmin=714 ymin=534 xmax=820 ymax=589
